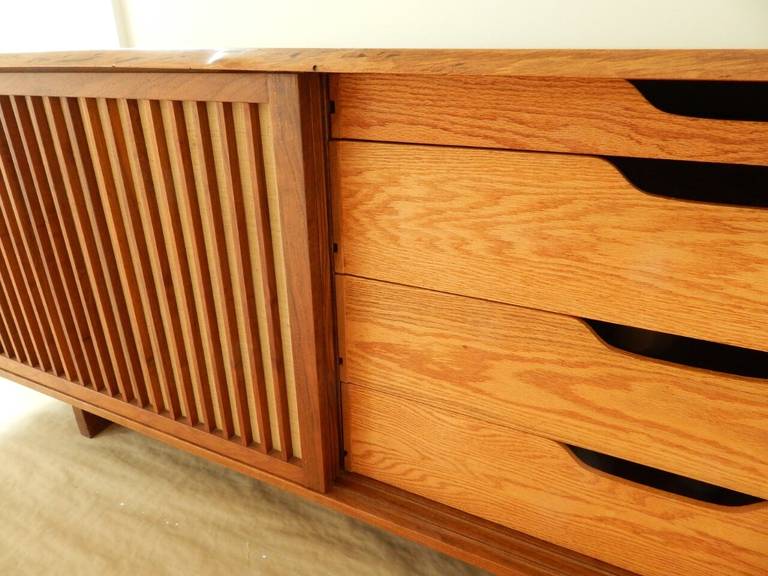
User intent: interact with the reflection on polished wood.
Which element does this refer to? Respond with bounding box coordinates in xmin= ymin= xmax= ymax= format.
xmin=0 ymin=49 xmax=767 ymax=80
xmin=0 ymin=49 xmax=765 ymax=576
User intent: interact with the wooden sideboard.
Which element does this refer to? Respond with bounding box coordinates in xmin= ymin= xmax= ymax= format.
xmin=0 ymin=49 xmax=766 ymax=576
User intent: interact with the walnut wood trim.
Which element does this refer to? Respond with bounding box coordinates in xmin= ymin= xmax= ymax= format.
xmin=0 ymin=72 xmax=269 ymax=102
xmin=0 ymin=49 xmax=767 ymax=80
xmin=264 ymin=73 xmax=337 ymax=491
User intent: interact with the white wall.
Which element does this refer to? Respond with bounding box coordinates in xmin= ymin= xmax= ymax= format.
xmin=0 ymin=0 xmax=119 ymax=51
xmin=115 ymin=0 xmax=768 ymax=49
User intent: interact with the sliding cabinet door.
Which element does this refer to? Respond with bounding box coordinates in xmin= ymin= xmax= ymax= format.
xmin=0 ymin=71 xmax=335 ymax=491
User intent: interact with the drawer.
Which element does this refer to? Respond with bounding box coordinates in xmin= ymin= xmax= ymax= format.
xmin=338 ymin=276 xmax=768 ymax=499
xmin=330 ymin=74 xmax=768 ymax=165
xmin=343 ymin=382 xmax=768 ymax=576
xmin=333 ymin=141 xmax=768 ymax=352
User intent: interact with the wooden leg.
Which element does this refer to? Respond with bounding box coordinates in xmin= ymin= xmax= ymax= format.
xmin=72 ymin=407 xmax=111 ymax=438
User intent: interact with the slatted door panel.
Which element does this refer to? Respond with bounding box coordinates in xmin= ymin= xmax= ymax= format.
xmin=0 ymin=73 xmax=334 ymax=491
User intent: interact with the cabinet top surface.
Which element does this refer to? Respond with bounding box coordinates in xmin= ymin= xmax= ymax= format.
xmin=0 ymin=49 xmax=766 ymax=80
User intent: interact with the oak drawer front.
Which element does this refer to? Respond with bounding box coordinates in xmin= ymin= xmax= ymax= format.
xmin=334 ymin=141 xmax=768 ymax=352
xmin=330 ymin=74 xmax=768 ymax=165
xmin=338 ymin=276 xmax=768 ymax=500
xmin=344 ymin=383 xmax=768 ymax=576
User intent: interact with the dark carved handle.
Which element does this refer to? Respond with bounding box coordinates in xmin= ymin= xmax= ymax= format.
xmin=606 ymin=156 xmax=768 ymax=208
xmin=630 ymin=79 xmax=768 ymax=122
xmin=567 ymin=445 xmax=763 ymax=507
xmin=584 ymin=318 xmax=767 ymax=379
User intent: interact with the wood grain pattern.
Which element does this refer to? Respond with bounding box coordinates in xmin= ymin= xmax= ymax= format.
xmin=0 ymin=49 xmax=768 ymax=80
xmin=0 ymin=354 xmax=634 ymax=576
xmin=344 ymin=382 xmax=768 ymax=576
xmin=334 ymin=141 xmax=768 ymax=352
xmin=1 ymin=51 xmax=764 ymax=576
xmin=338 ymin=276 xmax=768 ymax=499
xmin=331 ymin=75 xmax=768 ymax=165
xmin=329 ymin=473 xmax=635 ymax=576
xmin=0 ymin=72 xmax=335 ymax=490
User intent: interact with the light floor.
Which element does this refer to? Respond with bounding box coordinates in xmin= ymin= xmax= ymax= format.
xmin=0 ymin=378 xmax=486 ymax=575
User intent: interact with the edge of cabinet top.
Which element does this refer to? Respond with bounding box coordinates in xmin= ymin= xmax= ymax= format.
xmin=0 ymin=49 xmax=766 ymax=80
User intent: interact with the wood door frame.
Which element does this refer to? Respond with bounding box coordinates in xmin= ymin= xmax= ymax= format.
xmin=264 ymin=73 xmax=337 ymax=491
xmin=0 ymin=70 xmax=337 ymax=492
